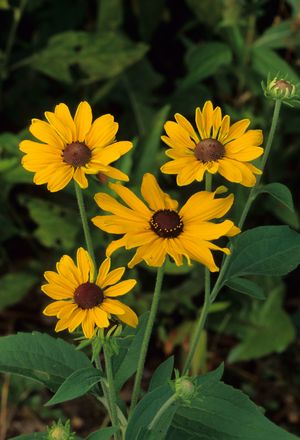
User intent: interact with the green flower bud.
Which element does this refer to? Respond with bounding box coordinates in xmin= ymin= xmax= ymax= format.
xmin=175 ymin=376 xmax=196 ymax=404
xmin=262 ymin=74 xmax=300 ymax=107
xmin=47 ymin=420 xmax=75 ymax=440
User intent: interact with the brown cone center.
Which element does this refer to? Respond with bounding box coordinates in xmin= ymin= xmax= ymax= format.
xmin=74 ymin=282 xmax=104 ymax=309
xmin=273 ymin=79 xmax=292 ymax=93
xmin=63 ymin=142 xmax=91 ymax=167
xmin=150 ymin=209 xmax=183 ymax=238
xmin=194 ymin=138 xmax=225 ymax=162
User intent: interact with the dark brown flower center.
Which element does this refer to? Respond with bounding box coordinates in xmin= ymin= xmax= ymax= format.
xmin=273 ymin=79 xmax=293 ymax=93
xmin=74 ymin=282 xmax=104 ymax=309
xmin=63 ymin=142 xmax=91 ymax=167
xmin=150 ymin=209 xmax=183 ymax=238
xmin=194 ymin=138 xmax=225 ymax=162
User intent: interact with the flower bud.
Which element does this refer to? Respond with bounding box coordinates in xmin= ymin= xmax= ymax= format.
xmin=262 ymin=74 xmax=300 ymax=106
xmin=175 ymin=377 xmax=196 ymax=404
xmin=47 ymin=420 xmax=75 ymax=440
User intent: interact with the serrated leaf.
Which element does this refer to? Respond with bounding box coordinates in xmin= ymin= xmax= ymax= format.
xmin=46 ymin=366 xmax=102 ymax=405
xmin=256 ymin=182 xmax=294 ymax=212
xmin=179 ymin=42 xmax=232 ymax=91
xmin=252 ymin=46 xmax=300 ymax=84
xmin=228 ymin=287 xmax=295 ymax=362
xmin=149 ymin=356 xmax=174 ymax=392
xmin=112 ymin=313 xmax=149 ymax=390
xmin=169 ymin=379 xmax=297 ymax=439
xmin=0 ymin=272 xmax=37 ymax=310
xmin=86 ymin=427 xmax=117 ymax=440
xmin=225 ymin=277 xmax=266 ymax=300
xmin=223 ymin=226 xmax=300 ymax=281
xmin=0 ymin=332 xmax=92 ymax=391
xmin=19 ymin=197 xmax=79 ymax=250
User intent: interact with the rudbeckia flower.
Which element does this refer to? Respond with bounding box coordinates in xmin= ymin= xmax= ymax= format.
xmin=92 ymin=173 xmax=239 ymax=272
xmin=42 ymin=248 xmax=138 ymax=339
xmin=161 ymin=101 xmax=264 ymax=187
xmin=20 ymin=101 xmax=132 ymax=192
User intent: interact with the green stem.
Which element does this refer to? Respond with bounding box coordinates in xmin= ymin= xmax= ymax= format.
xmin=74 ymin=182 xmax=96 ymax=272
xmin=104 ymin=346 xmax=122 ymax=440
xmin=147 ymin=394 xmax=177 ymax=431
xmin=129 ymin=264 xmax=165 ymax=414
xmin=182 ymin=173 xmax=212 ymax=375
xmin=210 ymin=99 xmax=282 ymax=303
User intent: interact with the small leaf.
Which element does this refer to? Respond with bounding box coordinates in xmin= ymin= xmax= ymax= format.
xmin=225 ymin=277 xmax=266 ymax=300
xmin=46 ymin=367 xmax=102 ymax=405
xmin=256 ymin=183 xmax=294 ymax=212
xmin=228 ymin=286 xmax=295 ymax=362
xmin=112 ymin=313 xmax=149 ymax=390
xmin=0 ymin=272 xmax=37 ymax=310
xmin=223 ymin=226 xmax=300 ymax=281
xmin=149 ymin=356 xmax=174 ymax=392
xmin=0 ymin=332 xmax=92 ymax=391
xmin=86 ymin=427 xmax=117 ymax=440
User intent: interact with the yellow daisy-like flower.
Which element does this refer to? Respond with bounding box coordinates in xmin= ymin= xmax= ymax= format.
xmin=19 ymin=101 xmax=132 ymax=192
xmin=161 ymin=101 xmax=264 ymax=187
xmin=92 ymin=173 xmax=239 ymax=272
xmin=42 ymin=248 xmax=138 ymax=339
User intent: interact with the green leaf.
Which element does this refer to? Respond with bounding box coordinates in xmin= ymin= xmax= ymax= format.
xmin=19 ymin=197 xmax=80 ymax=250
xmin=126 ymin=384 xmax=178 ymax=440
xmin=0 ymin=157 xmax=18 ymax=172
xmin=9 ymin=434 xmax=47 ymax=440
xmin=223 ymin=226 xmax=300 ymax=281
xmin=86 ymin=427 xmax=118 ymax=440
xmin=0 ymin=272 xmax=37 ymax=310
xmin=256 ymin=183 xmax=294 ymax=212
xmin=98 ymin=0 xmax=122 ymax=31
xmin=179 ymin=42 xmax=232 ymax=91
xmin=46 ymin=366 xmax=102 ymax=405
xmin=254 ymin=20 xmax=296 ymax=49
xmin=225 ymin=277 xmax=266 ymax=300
xmin=228 ymin=286 xmax=295 ymax=362
xmin=252 ymin=46 xmax=300 ymax=84
xmin=149 ymin=356 xmax=174 ymax=392
xmin=134 ymin=104 xmax=170 ymax=183
xmin=169 ymin=380 xmax=297 ymax=439
xmin=28 ymin=31 xmax=148 ymax=84
xmin=112 ymin=313 xmax=149 ymax=390
xmin=0 ymin=332 xmax=92 ymax=391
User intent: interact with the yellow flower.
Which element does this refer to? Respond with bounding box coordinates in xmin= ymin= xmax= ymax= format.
xmin=20 ymin=101 xmax=132 ymax=192
xmin=92 ymin=173 xmax=239 ymax=272
xmin=42 ymin=248 xmax=138 ymax=339
xmin=161 ymin=101 xmax=264 ymax=187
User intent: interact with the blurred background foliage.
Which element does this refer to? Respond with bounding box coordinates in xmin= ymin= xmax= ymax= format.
xmin=0 ymin=0 xmax=300 ymax=438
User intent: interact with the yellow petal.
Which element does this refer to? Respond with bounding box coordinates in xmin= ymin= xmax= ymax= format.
xmin=202 ymin=101 xmax=214 ymax=138
xmin=92 ymin=307 xmax=110 ymax=328
xmin=180 ymin=237 xmax=219 ymax=272
xmin=218 ymin=115 xmax=230 ymax=143
xmin=226 ymin=146 xmax=264 ymax=162
xmin=174 ymin=113 xmax=199 ymax=142
xmin=225 ymin=130 xmax=263 ymax=153
xmin=141 ymin=173 xmax=178 ymax=211
xmin=76 ymin=247 xmax=94 ymax=283
xmin=68 ymin=308 xmax=86 ymax=332
xmin=73 ymin=167 xmax=88 ymax=188
xmin=224 ymin=119 xmax=250 ymax=143
xmin=45 ymin=111 xmax=73 ymax=144
xmin=41 ymin=283 xmax=74 ymax=300
xmin=46 ymin=164 xmax=74 ymax=192
xmin=92 ymin=141 xmax=132 ymax=166
xmin=101 ymin=298 xmax=125 ymax=315
xmin=56 ymin=254 xmax=81 ymax=286
xmin=29 ymin=119 xmax=65 ymax=148
xmin=85 ymin=114 xmax=118 ymax=147
xmin=217 ymin=158 xmax=242 ymax=183
xmin=161 ymin=157 xmax=195 ymax=174
xmin=183 ymin=220 xmax=236 ymax=240
xmin=43 ymin=300 xmax=69 ymax=316
xmin=95 ymin=165 xmax=129 ymax=181
xmin=176 ymin=162 xmax=202 ymax=186
xmin=164 ymin=121 xmax=195 ymax=148
xmin=54 ymin=103 xmax=76 ymax=140
xmin=81 ymin=311 xmax=95 ymax=339
xmin=109 ymin=182 xmax=151 ymax=217
xmin=106 ymin=236 xmax=127 ymax=257
xmin=74 ymin=101 xmax=92 ymax=142
xmin=96 ymin=257 xmax=111 ymax=286
xmin=114 ymin=302 xmax=138 ymax=327
xmin=102 ymin=267 xmax=125 ymax=288
xmin=212 ymin=106 xmax=222 ymax=138
xmin=180 ymin=191 xmax=234 ymax=222
xmin=105 ymin=279 xmax=137 ymax=297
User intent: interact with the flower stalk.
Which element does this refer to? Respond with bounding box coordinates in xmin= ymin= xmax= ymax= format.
xmin=129 ymin=263 xmax=166 ymax=414
xmin=104 ymin=346 xmax=122 ymax=440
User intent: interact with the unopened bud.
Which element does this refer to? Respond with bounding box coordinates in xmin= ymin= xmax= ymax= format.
xmin=262 ymin=74 xmax=300 ymax=106
xmin=175 ymin=377 xmax=196 ymax=403
xmin=47 ymin=420 xmax=75 ymax=440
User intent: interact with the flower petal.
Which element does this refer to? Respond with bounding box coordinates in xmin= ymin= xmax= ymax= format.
xmin=96 ymin=258 xmax=111 ymax=286
xmin=105 ymin=279 xmax=136 ymax=297
xmin=85 ymin=114 xmax=118 ymax=147
xmin=141 ymin=173 xmax=178 ymax=211
xmin=74 ymin=101 xmax=92 ymax=142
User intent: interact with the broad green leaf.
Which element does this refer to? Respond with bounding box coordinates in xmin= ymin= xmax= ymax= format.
xmin=149 ymin=356 xmax=174 ymax=392
xmin=125 ymin=384 xmax=178 ymax=440
xmin=256 ymin=182 xmax=294 ymax=212
xmin=0 ymin=332 xmax=92 ymax=391
xmin=0 ymin=272 xmax=37 ymax=310
xmin=223 ymin=226 xmax=300 ymax=281
xmin=225 ymin=277 xmax=266 ymax=300
xmin=254 ymin=20 xmax=296 ymax=49
xmin=28 ymin=31 xmax=148 ymax=84
xmin=86 ymin=427 xmax=118 ymax=440
xmin=179 ymin=42 xmax=232 ymax=91
xmin=9 ymin=434 xmax=46 ymax=440
xmin=112 ymin=313 xmax=149 ymax=390
xmin=19 ymin=197 xmax=80 ymax=250
xmin=252 ymin=46 xmax=300 ymax=84
xmin=46 ymin=367 xmax=102 ymax=405
xmin=228 ymin=286 xmax=295 ymax=362
xmin=134 ymin=104 xmax=170 ymax=183
xmin=169 ymin=379 xmax=297 ymax=439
